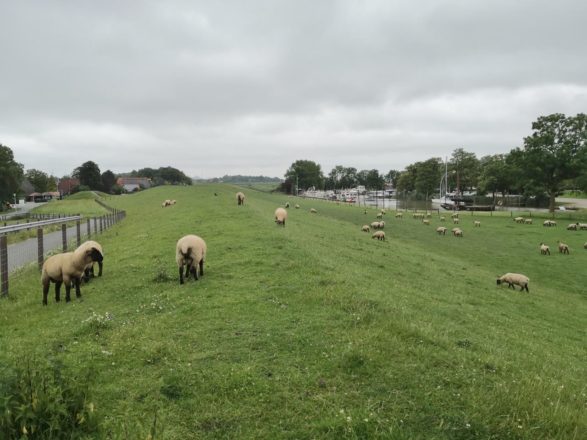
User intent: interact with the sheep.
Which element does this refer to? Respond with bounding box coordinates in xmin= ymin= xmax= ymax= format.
xmin=378 ymin=220 xmax=385 ymax=229
xmin=372 ymin=231 xmax=385 ymax=241
xmin=274 ymin=207 xmax=288 ymax=226
xmin=170 ymin=200 xmax=177 ymax=205
xmin=514 ymin=216 xmax=524 ymax=223
xmin=413 ymin=213 xmax=424 ymax=219
xmin=295 ymin=204 xmax=300 ymax=209
xmin=474 ymin=220 xmax=481 ymax=227
xmin=41 ymin=245 xmax=104 ymax=305
xmin=395 ymin=212 xmax=403 ymax=219
xmin=236 ymin=192 xmax=245 ymax=206
xmin=451 ymin=213 xmax=459 ymax=219
xmin=557 ymin=241 xmax=570 ymax=254
xmin=425 ymin=213 xmax=432 ymax=219
xmin=524 ymin=218 xmax=533 ymax=224
xmin=496 ymin=273 xmax=530 ymax=293
xmin=578 ymin=223 xmax=587 ymax=230
xmin=376 ymin=213 xmax=383 ymax=219
xmin=285 ymin=202 xmax=290 ymax=208
xmin=162 ymin=200 xmax=172 ymax=208
xmin=567 ymin=223 xmax=578 ymax=231
xmin=584 ymin=241 xmax=587 ymax=249
xmin=539 ymin=243 xmax=550 ymax=255
xmin=370 ymin=221 xmax=381 ymax=229
xmin=310 ymin=208 xmax=317 ymax=214
xmin=436 ymin=226 xmax=447 ymax=235
xmin=422 ymin=219 xmax=430 ymax=225
xmin=76 ymin=240 xmax=104 ymax=282
xmin=452 ymin=227 xmax=463 ymax=237
xmin=380 ymin=209 xmax=386 ymax=215
xmin=361 ymin=225 xmax=370 ymax=233
xmin=452 ymin=217 xmax=460 ymax=224
xmin=543 ymin=220 xmax=557 ymax=227
xmin=176 ymin=235 xmax=207 ymax=284
xmin=440 ymin=216 xmax=446 ymax=222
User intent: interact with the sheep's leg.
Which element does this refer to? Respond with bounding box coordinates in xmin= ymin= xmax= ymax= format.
xmin=55 ymin=281 xmax=62 ymax=303
xmin=43 ymin=281 xmax=50 ymax=305
xmin=65 ymin=282 xmax=71 ymax=302
xmin=191 ymin=265 xmax=198 ymax=281
xmin=97 ymin=261 xmax=103 ymax=276
xmin=84 ymin=268 xmax=91 ymax=282
xmin=199 ymin=260 xmax=204 ymax=277
xmin=75 ymin=277 xmax=82 ymax=298
xmin=179 ymin=266 xmax=184 ymax=284
xmin=508 ymin=283 xmax=515 ymax=290
xmin=524 ymin=285 xmax=529 ymax=293
xmin=185 ymin=265 xmax=191 ymax=280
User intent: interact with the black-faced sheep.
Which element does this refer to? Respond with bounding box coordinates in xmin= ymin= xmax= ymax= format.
xmin=474 ymin=220 xmax=481 ymax=227
xmin=496 ymin=273 xmax=530 ymax=293
xmin=524 ymin=218 xmax=533 ymax=224
xmin=285 ymin=202 xmax=290 ymax=208
xmin=436 ymin=226 xmax=447 ymax=235
xmin=41 ymin=245 xmax=104 ymax=305
xmin=275 ymin=207 xmax=287 ymax=226
xmin=236 ymin=192 xmax=245 ymax=206
xmin=395 ymin=212 xmax=403 ymax=219
xmin=361 ymin=225 xmax=370 ymax=233
xmin=372 ymin=231 xmax=385 ymax=241
xmin=543 ymin=220 xmax=557 ymax=227
xmin=557 ymin=241 xmax=570 ymax=254
xmin=566 ymin=223 xmax=577 ymax=231
xmin=539 ymin=243 xmax=550 ymax=255
xmin=452 ymin=227 xmax=463 ymax=237
xmin=176 ymin=235 xmax=207 ymax=284
xmin=76 ymin=240 xmax=104 ymax=281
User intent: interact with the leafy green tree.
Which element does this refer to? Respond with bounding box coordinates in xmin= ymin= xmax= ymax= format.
xmin=25 ymin=169 xmax=52 ymax=192
xmin=72 ymin=161 xmax=102 ymax=190
xmin=325 ymin=165 xmax=357 ymax=190
xmin=395 ymin=166 xmax=416 ymax=194
xmin=0 ymin=144 xmax=24 ymax=208
xmin=520 ymin=113 xmax=587 ymax=212
xmin=364 ymin=169 xmax=385 ymax=190
xmin=284 ymin=160 xmax=324 ymax=192
xmin=158 ymin=167 xmax=192 ymax=185
xmin=449 ymin=148 xmax=480 ymax=192
xmin=477 ymin=154 xmax=516 ymax=201
xmin=385 ymin=169 xmax=401 ymax=188
xmin=414 ymin=158 xmax=442 ymax=199
xmin=101 ymin=170 xmax=117 ymax=193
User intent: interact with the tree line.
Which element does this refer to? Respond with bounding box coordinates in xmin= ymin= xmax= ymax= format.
xmin=280 ymin=113 xmax=587 ymax=212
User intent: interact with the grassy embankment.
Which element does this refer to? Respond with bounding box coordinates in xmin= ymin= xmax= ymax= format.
xmin=1 ymin=184 xmax=586 ymax=439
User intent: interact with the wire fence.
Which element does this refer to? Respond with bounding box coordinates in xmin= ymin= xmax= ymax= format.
xmin=0 ymin=209 xmax=125 ymax=298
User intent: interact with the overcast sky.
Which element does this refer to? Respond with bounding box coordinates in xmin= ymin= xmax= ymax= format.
xmin=1 ymin=0 xmax=586 ymax=179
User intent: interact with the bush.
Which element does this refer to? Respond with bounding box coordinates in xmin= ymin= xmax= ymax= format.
xmin=0 ymin=358 xmax=101 ymax=438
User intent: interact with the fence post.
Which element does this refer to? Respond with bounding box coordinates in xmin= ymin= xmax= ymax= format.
xmin=37 ymin=228 xmax=44 ymax=271
xmin=94 ymin=217 xmax=98 ymax=234
xmin=62 ymin=224 xmax=67 ymax=251
xmin=76 ymin=220 xmax=81 ymax=247
xmin=0 ymin=235 xmax=8 ymax=297
xmin=87 ymin=218 xmax=91 ymax=238
xmin=99 ymin=216 xmax=103 ymax=233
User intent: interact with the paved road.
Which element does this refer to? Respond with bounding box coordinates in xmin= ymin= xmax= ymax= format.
xmin=556 ymin=197 xmax=587 ymax=209
xmin=1 ymin=202 xmax=46 ymax=220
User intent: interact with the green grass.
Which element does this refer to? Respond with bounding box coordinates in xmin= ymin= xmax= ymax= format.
xmin=30 ymin=193 xmax=109 ymax=217
xmin=560 ymin=190 xmax=587 ymax=199
xmin=1 ymin=185 xmax=586 ymax=439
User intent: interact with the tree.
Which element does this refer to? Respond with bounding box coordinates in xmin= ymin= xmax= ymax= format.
xmin=449 ymin=148 xmax=480 ymax=192
xmin=158 ymin=167 xmax=192 ymax=185
xmin=325 ymin=165 xmax=357 ymax=190
xmin=364 ymin=169 xmax=385 ymax=190
xmin=520 ymin=113 xmax=587 ymax=212
xmin=0 ymin=144 xmax=24 ymax=208
xmin=25 ymin=169 xmax=52 ymax=192
xmin=477 ymin=154 xmax=516 ymax=201
xmin=284 ymin=160 xmax=324 ymax=193
xmin=72 ymin=161 xmax=102 ymax=190
xmin=414 ymin=158 xmax=442 ymax=200
xmin=385 ymin=169 xmax=401 ymax=188
xmin=395 ymin=165 xmax=417 ymax=194
xmin=101 ymin=170 xmax=117 ymax=193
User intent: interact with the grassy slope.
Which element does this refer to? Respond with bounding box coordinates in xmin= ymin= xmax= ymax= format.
xmin=30 ymin=191 xmax=109 ymax=217
xmin=1 ymin=185 xmax=586 ymax=439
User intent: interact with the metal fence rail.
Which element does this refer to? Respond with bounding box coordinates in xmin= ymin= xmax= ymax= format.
xmin=0 ymin=209 xmax=126 ymax=298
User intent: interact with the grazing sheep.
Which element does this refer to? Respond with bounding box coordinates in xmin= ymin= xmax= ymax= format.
xmin=543 ymin=220 xmax=557 ymax=227
xmin=422 ymin=219 xmax=430 ymax=225
xmin=584 ymin=241 xmax=587 ymax=249
xmin=310 ymin=208 xmax=317 ymax=214
xmin=372 ymin=231 xmax=385 ymax=241
xmin=474 ymin=220 xmax=481 ymax=227
xmin=76 ymin=240 xmax=104 ymax=281
xmin=380 ymin=209 xmax=386 ymax=215
xmin=162 ymin=200 xmax=172 ymax=208
xmin=378 ymin=220 xmax=385 ymax=229
xmin=452 ymin=218 xmax=460 ymax=224
xmin=452 ymin=227 xmax=463 ymax=237
xmin=285 ymin=202 xmax=290 ymax=208
xmin=170 ymin=200 xmax=177 ymax=205
xmin=496 ymin=273 xmax=530 ymax=293
xmin=395 ymin=212 xmax=403 ymax=218
xmin=274 ymin=207 xmax=288 ymax=226
xmin=539 ymin=243 xmax=550 ymax=255
xmin=376 ymin=213 xmax=383 ymax=219
xmin=440 ymin=216 xmax=446 ymax=222
xmin=514 ymin=216 xmax=524 ymax=223
xmin=451 ymin=213 xmax=459 ymax=219
xmin=425 ymin=213 xmax=432 ymax=218
xmin=436 ymin=226 xmax=447 ymax=235
xmin=413 ymin=213 xmax=424 ymax=219
xmin=524 ymin=218 xmax=533 ymax=224
xmin=295 ymin=204 xmax=300 ymax=209
xmin=557 ymin=241 xmax=570 ymax=254
xmin=361 ymin=225 xmax=370 ymax=233
xmin=567 ymin=223 xmax=578 ymax=231
xmin=578 ymin=223 xmax=587 ymax=230
xmin=41 ymin=245 xmax=104 ymax=305
xmin=176 ymin=235 xmax=207 ymax=284
xmin=236 ymin=192 xmax=245 ymax=206
xmin=370 ymin=221 xmax=381 ymax=229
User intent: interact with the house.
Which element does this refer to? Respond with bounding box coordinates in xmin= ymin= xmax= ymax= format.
xmin=116 ymin=177 xmax=152 ymax=191
xmin=27 ymin=192 xmax=60 ymax=202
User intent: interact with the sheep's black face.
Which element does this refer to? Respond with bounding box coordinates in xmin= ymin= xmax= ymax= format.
xmin=89 ymin=248 xmax=103 ymax=262
xmin=496 ymin=279 xmax=502 ymax=286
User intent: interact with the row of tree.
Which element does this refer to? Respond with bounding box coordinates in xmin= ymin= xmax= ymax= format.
xmin=280 ymin=114 xmax=587 ymax=212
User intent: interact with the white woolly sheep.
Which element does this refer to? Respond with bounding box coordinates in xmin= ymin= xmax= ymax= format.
xmin=378 ymin=220 xmax=385 ymax=229
xmin=451 ymin=213 xmax=459 ymax=218
xmin=176 ymin=235 xmax=207 ymax=284
xmin=440 ymin=216 xmax=446 ymax=222
xmin=372 ymin=231 xmax=385 ymax=241
xmin=539 ymin=243 xmax=550 ymax=255
xmin=474 ymin=220 xmax=481 ymax=227
xmin=514 ymin=216 xmax=524 ymax=223
xmin=422 ymin=219 xmax=430 ymax=225
xmin=452 ymin=227 xmax=463 ymax=237
xmin=524 ymin=218 xmax=533 ymax=224
xmin=557 ymin=241 xmax=570 ymax=254
xmin=310 ymin=208 xmax=317 ymax=214
xmin=436 ymin=226 xmax=447 ymax=235
xmin=584 ymin=241 xmax=587 ymax=249
xmin=236 ymin=192 xmax=245 ymax=206
xmin=275 ymin=207 xmax=288 ymax=226
xmin=567 ymin=223 xmax=578 ymax=231
xmin=162 ymin=200 xmax=172 ymax=208
xmin=361 ymin=225 xmax=370 ymax=233
xmin=376 ymin=213 xmax=383 ymax=219
xmin=76 ymin=240 xmax=104 ymax=282
xmin=578 ymin=223 xmax=587 ymax=230
xmin=170 ymin=200 xmax=177 ymax=205
xmin=496 ymin=273 xmax=530 ymax=293
xmin=452 ymin=217 xmax=460 ymax=224
xmin=285 ymin=202 xmax=290 ymax=208
xmin=370 ymin=221 xmax=381 ymax=229
xmin=295 ymin=204 xmax=300 ymax=209
xmin=41 ymin=245 xmax=103 ymax=305
xmin=543 ymin=220 xmax=557 ymax=227
xmin=395 ymin=212 xmax=403 ymax=218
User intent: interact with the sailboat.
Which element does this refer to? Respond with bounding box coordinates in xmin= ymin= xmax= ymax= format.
xmin=431 ymin=159 xmax=464 ymax=210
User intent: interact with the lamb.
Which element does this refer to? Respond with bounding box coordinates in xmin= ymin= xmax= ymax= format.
xmin=372 ymin=231 xmax=385 ymax=241
xmin=274 ymin=207 xmax=288 ymax=226
xmin=76 ymin=240 xmax=104 ymax=281
xmin=567 ymin=223 xmax=578 ymax=231
xmin=474 ymin=220 xmax=481 ymax=227
xmin=41 ymin=245 xmax=104 ymax=305
xmin=395 ymin=212 xmax=403 ymax=218
xmin=452 ymin=227 xmax=463 ymax=237
xmin=361 ymin=225 xmax=370 ymax=233
xmin=496 ymin=273 xmax=530 ymax=293
xmin=176 ymin=235 xmax=207 ymax=284
xmin=436 ymin=226 xmax=447 ymax=235
xmin=236 ymin=192 xmax=245 ymax=206
xmin=310 ymin=208 xmax=317 ymax=214
xmin=557 ymin=241 xmax=570 ymax=254
xmin=539 ymin=243 xmax=550 ymax=255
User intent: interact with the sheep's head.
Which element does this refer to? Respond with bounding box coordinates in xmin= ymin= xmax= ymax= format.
xmin=496 ymin=278 xmax=503 ymax=286
xmin=87 ymin=247 xmax=103 ymax=263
